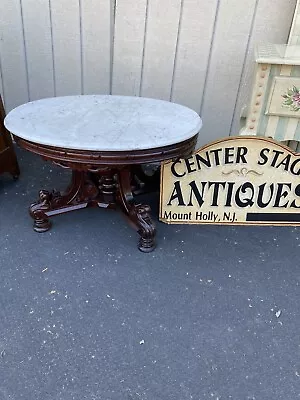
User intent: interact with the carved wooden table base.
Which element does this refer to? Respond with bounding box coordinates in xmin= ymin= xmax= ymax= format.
xmin=14 ymin=135 xmax=197 ymax=252
xmin=29 ymin=167 xmax=156 ymax=252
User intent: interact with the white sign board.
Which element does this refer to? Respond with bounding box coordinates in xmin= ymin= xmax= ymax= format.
xmin=160 ymin=137 xmax=300 ymax=225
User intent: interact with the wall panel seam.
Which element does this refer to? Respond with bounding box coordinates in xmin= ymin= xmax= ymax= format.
xmin=48 ymin=0 xmax=57 ymax=96
xmin=19 ymin=0 xmax=30 ymax=101
xmin=110 ymin=0 xmax=117 ymax=95
xmin=229 ymin=0 xmax=259 ymax=135
xmin=139 ymin=0 xmax=150 ymax=97
xmin=79 ymin=0 xmax=84 ymax=94
xmin=170 ymin=0 xmax=184 ymax=102
xmin=0 ymin=50 xmax=6 ymax=105
xmin=199 ymin=0 xmax=220 ymax=115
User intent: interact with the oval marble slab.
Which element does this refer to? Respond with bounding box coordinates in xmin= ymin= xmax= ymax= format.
xmin=4 ymin=95 xmax=202 ymax=151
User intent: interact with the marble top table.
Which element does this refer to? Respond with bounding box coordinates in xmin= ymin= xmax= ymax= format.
xmin=5 ymin=95 xmax=202 ymax=252
xmin=4 ymin=95 xmax=201 ymax=151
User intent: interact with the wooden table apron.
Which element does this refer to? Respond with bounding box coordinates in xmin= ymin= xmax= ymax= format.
xmin=15 ymin=135 xmax=197 ymax=252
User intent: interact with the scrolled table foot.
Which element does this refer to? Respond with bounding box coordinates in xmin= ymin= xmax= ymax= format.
xmin=33 ymin=218 xmax=52 ymax=233
xmin=133 ymin=204 xmax=156 ymax=252
xmin=117 ymin=168 xmax=156 ymax=252
xmin=29 ymin=190 xmax=53 ymax=232
xmin=138 ymin=239 xmax=155 ymax=252
xmin=28 ymin=171 xmax=103 ymax=232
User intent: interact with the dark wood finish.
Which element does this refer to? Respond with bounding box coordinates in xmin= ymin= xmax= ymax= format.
xmin=14 ymin=135 xmax=197 ymax=165
xmin=29 ymin=170 xmax=112 ymax=233
xmin=0 ymin=97 xmax=20 ymax=178
xmin=15 ymin=135 xmax=198 ymax=252
xmin=117 ymin=167 xmax=156 ymax=252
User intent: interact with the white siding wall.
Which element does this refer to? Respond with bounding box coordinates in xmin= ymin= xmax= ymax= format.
xmin=0 ymin=0 xmax=297 ymax=145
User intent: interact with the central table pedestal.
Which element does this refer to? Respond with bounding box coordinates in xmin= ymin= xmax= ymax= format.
xmin=30 ymin=166 xmax=156 ymax=252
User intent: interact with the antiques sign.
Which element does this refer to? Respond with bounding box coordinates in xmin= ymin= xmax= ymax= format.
xmin=159 ymin=136 xmax=300 ymax=225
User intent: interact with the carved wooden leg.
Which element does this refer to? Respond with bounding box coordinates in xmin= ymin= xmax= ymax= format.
xmin=29 ymin=170 xmax=99 ymax=232
xmin=117 ymin=167 xmax=156 ymax=252
xmin=29 ymin=190 xmax=52 ymax=232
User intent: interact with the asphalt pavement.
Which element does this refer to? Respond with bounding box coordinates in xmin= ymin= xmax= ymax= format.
xmin=0 ymin=147 xmax=299 ymax=400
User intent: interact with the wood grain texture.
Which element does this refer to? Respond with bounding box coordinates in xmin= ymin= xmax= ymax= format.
xmin=81 ymin=0 xmax=111 ymax=94
xmin=112 ymin=0 xmax=147 ymax=96
xmin=0 ymin=0 xmax=28 ymax=111
xmin=140 ymin=0 xmax=182 ymax=100
xmin=200 ymin=0 xmax=257 ymax=145
xmin=171 ymin=0 xmax=218 ymax=112
xmin=21 ymin=0 xmax=54 ymax=101
xmin=50 ymin=0 xmax=81 ymax=96
xmin=232 ymin=0 xmax=297 ymax=135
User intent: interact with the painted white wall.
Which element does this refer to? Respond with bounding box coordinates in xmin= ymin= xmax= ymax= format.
xmin=0 ymin=0 xmax=297 ymax=145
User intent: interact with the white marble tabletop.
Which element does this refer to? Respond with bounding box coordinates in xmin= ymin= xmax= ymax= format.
xmin=4 ymin=95 xmax=202 ymax=151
